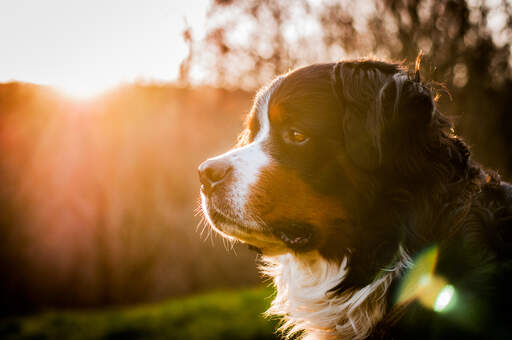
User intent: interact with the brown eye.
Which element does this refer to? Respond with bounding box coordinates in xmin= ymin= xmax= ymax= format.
xmin=284 ymin=129 xmax=309 ymax=144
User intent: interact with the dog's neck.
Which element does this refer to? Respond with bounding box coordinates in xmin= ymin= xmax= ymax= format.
xmin=261 ymin=248 xmax=411 ymax=340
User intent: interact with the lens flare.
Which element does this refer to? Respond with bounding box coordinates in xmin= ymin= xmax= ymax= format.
xmin=396 ymin=245 xmax=439 ymax=304
xmin=395 ymin=245 xmax=457 ymax=312
xmin=434 ymin=284 xmax=456 ymax=312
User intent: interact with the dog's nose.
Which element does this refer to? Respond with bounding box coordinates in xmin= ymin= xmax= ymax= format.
xmin=198 ymin=158 xmax=232 ymax=195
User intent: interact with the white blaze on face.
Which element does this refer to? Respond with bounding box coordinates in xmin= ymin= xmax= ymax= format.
xmin=205 ymin=76 xmax=283 ymax=227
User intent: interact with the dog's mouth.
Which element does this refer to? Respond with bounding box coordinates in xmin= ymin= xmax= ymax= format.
xmin=202 ymin=197 xmax=315 ymax=252
xmin=211 ymin=210 xmax=315 ymax=250
xmin=204 ymin=205 xmax=285 ymax=252
xmin=208 ymin=208 xmax=254 ymax=234
xmin=272 ymin=222 xmax=315 ymax=251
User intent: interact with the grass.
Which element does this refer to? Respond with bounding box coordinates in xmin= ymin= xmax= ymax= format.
xmin=0 ymin=287 xmax=282 ymax=340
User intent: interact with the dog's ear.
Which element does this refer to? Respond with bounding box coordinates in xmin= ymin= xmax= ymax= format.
xmin=332 ymin=63 xmax=384 ymax=171
xmin=332 ymin=63 xmax=435 ymax=170
xmin=391 ymin=75 xmax=435 ymax=127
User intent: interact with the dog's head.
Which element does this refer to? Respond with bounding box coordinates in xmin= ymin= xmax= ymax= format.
xmin=199 ymin=60 xmax=452 ymax=260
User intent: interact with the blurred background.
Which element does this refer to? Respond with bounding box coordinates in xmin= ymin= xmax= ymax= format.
xmin=0 ymin=0 xmax=511 ymax=339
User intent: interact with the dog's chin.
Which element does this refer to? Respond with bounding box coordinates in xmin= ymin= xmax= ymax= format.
xmin=202 ymin=206 xmax=317 ymax=256
xmin=202 ymin=204 xmax=286 ymax=254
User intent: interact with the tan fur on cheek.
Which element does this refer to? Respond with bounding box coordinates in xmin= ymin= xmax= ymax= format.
xmin=246 ymin=164 xmax=346 ymax=229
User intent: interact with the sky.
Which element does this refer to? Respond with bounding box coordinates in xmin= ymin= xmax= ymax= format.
xmin=0 ymin=0 xmax=210 ymax=98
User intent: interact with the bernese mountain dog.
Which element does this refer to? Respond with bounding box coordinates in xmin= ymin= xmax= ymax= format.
xmin=198 ymin=59 xmax=512 ymax=340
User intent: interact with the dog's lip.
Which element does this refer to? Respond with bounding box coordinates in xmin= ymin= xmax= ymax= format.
xmin=204 ymin=200 xmax=315 ymax=250
xmin=210 ymin=206 xmax=315 ymax=249
xmin=208 ymin=207 xmax=255 ymax=233
xmin=272 ymin=223 xmax=314 ymax=250
xmin=278 ymin=232 xmax=312 ymax=247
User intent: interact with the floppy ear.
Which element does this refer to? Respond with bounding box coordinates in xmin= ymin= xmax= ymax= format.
xmin=341 ymin=106 xmax=381 ymax=170
xmin=332 ymin=63 xmax=435 ymax=170
xmin=385 ymin=74 xmax=435 ymax=127
xmin=332 ymin=63 xmax=384 ymax=171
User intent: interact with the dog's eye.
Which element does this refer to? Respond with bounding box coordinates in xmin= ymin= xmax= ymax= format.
xmin=284 ymin=129 xmax=309 ymax=145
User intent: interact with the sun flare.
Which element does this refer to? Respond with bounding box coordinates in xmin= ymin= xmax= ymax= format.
xmin=0 ymin=0 xmax=209 ymax=101
xmin=54 ymin=81 xmax=115 ymax=101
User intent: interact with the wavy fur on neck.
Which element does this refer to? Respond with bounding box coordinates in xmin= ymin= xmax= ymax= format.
xmin=261 ymin=248 xmax=412 ymax=340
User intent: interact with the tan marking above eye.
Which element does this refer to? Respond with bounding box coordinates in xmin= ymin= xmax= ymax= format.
xmin=269 ymin=104 xmax=285 ymax=124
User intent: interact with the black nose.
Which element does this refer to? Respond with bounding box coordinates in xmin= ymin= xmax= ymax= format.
xmin=198 ymin=158 xmax=232 ymax=195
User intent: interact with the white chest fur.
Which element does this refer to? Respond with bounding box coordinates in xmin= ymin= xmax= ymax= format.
xmin=261 ymin=249 xmax=411 ymax=340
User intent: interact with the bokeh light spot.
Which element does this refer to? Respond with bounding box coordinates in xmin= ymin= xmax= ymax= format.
xmin=434 ymin=285 xmax=456 ymax=312
xmin=395 ymin=245 xmax=458 ymax=313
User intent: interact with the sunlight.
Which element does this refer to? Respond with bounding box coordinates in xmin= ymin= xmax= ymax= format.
xmin=0 ymin=0 xmax=209 ymax=100
xmin=54 ymin=81 xmax=114 ymax=101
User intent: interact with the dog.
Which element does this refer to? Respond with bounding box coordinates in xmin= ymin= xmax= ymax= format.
xmin=198 ymin=59 xmax=512 ymax=339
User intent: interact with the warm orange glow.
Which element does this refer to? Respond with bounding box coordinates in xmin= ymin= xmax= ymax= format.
xmin=0 ymin=81 xmax=254 ymax=304
xmin=54 ymin=83 xmax=114 ymax=101
xmin=0 ymin=1 xmax=209 ymax=98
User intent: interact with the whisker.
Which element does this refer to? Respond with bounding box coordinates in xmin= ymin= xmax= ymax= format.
xmin=193 ymin=202 xmax=203 ymax=217
xmin=195 ymin=215 xmax=205 ymax=232
xmin=209 ymin=228 xmax=215 ymax=246
xmin=250 ymin=212 xmax=267 ymax=228
xmin=200 ymin=219 xmax=209 ymax=241
xmin=230 ymin=241 xmax=238 ymax=255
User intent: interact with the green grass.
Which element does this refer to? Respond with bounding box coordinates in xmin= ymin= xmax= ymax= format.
xmin=0 ymin=287 xmax=281 ymax=340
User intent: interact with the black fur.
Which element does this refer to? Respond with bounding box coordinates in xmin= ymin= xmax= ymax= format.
xmin=265 ymin=60 xmax=512 ymax=339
